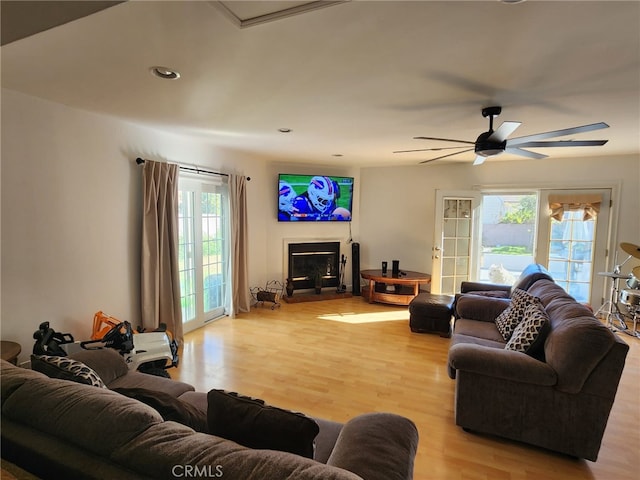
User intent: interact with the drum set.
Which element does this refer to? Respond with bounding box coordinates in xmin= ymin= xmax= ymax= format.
xmin=596 ymin=242 xmax=640 ymax=339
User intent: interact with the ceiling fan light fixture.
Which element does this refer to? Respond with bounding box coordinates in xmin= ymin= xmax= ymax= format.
xmin=150 ymin=66 xmax=181 ymax=80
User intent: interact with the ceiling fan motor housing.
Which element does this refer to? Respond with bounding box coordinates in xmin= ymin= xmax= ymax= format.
xmin=475 ymin=131 xmax=505 ymax=157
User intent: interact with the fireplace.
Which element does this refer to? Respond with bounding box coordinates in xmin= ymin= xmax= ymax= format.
xmin=288 ymin=242 xmax=340 ymax=291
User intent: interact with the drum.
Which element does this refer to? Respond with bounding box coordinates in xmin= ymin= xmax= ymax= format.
xmin=620 ymin=289 xmax=640 ymax=307
xmin=626 ymin=275 xmax=639 ymax=289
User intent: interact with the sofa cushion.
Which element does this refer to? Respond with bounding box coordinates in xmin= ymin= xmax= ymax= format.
xmin=455 ymin=295 xmax=510 ymax=323
xmin=453 ymin=319 xmax=506 ymax=345
xmin=494 ymin=288 xmax=541 ymax=341
xmin=206 ymin=389 xmax=320 ymax=458
xmin=108 ymin=370 xmax=194 ymax=397
xmin=2 ymin=376 xmax=163 ymax=458
xmin=69 ymin=348 xmax=129 ymax=385
xmin=1 ymin=360 xmax=48 ymax=407
xmin=113 ymin=387 xmax=208 ymax=433
xmin=30 ymin=355 xmax=107 ymax=388
xmin=505 ymin=301 xmax=550 ymax=356
xmin=112 ymin=422 xmax=362 ymax=480
xmin=466 ymin=290 xmax=510 ymax=298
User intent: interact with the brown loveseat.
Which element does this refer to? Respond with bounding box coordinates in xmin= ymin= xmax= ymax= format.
xmin=1 ymin=348 xmax=418 ymax=480
xmin=448 ymin=265 xmax=629 ymax=461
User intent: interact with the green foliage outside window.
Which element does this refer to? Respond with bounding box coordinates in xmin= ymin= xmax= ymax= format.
xmin=500 ymin=195 xmax=536 ymax=224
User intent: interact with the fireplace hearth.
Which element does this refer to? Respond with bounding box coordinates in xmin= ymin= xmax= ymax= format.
xmin=288 ymin=242 xmax=340 ymax=291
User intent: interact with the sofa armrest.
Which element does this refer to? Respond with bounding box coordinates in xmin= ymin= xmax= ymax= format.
xmin=326 ymin=412 xmax=418 ymax=480
xmin=455 ymin=295 xmax=510 ymax=323
xmin=448 ymin=343 xmax=557 ymax=386
xmin=460 ymin=281 xmax=511 ymax=295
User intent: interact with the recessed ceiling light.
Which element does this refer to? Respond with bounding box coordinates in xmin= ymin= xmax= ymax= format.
xmin=500 ymin=0 xmax=526 ymax=4
xmin=278 ymin=128 xmax=292 ymax=133
xmin=150 ymin=66 xmax=181 ymax=80
xmin=332 ymin=154 xmax=343 ymax=157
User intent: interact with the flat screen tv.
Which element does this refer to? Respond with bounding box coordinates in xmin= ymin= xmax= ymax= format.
xmin=278 ymin=173 xmax=354 ymax=222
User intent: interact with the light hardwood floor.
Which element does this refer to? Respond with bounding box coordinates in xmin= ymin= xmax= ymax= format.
xmin=172 ymin=297 xmax=638 ymax=480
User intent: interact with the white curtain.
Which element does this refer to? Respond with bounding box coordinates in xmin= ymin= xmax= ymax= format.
xmin=140 ymin=160 xmax=183 ymax=341
xmin=229 ymin=174 xmax=251 ymax=317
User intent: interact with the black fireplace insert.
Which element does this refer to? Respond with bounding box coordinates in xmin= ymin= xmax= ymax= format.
xmin=288 ymin=242 xmax=340 ymax=291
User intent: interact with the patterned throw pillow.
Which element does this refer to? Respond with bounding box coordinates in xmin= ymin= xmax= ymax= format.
xmin=505 ymin=301 xmax=551 ymax=355
xmin=31 ymin=355 xmax=107 ymax=388
xmin=494 ymin=288 xmax=541 ymax=341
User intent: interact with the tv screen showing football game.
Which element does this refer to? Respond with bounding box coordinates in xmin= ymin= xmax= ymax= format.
xmin=278 ymin=174 xmax=354 ymax=222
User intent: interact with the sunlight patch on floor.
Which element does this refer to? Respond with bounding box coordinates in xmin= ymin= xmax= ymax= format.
xmin=316 ymin=310 xmax=409 ymax=324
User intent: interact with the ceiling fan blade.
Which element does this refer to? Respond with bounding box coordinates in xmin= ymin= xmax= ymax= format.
xmin=508 ymin=122 xmax=609 ymax=146
xmin=488 ymin=121 xmax=521 ymax=142
xmin=472 ymin=155 xmax=487 ymax=166
xmin=504 ymin=147 xmax=549 ymax=159
xmin=413 ymin=136 xmax=475 ymax=145
xmin=393 ymin=146 xmax=470 ymax=154
xmin=419 ymin=148 xmax=474 ymax=164
xmin=511 ymin=140 xmax=608 ymax=148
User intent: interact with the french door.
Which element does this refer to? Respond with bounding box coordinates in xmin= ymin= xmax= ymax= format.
xmin=433 ymin=188 xmax=611 ymax=307
xmin=537 ymin=189 xmax=611 ymax=305
xmin=431 ymin=191 xmax=481 ymax=294
xmin=178 ymin=177 xmax=229 ymax=334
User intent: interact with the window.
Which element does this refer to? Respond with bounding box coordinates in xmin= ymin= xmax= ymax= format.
xmin=178 ymin=177 xmax=229 ymax=333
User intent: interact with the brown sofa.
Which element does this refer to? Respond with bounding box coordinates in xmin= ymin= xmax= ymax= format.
xmin=1 ymin=348 xmax=418 ymax=480
xmin=448 ymin=265 xmax=629 ymax=461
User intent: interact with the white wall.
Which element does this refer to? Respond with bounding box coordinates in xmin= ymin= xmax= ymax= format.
xmin=2 ymin=88 xmax=638 ymax=364
xmin=359 ymin=156 xmax=640 ymax=288
xmin=0 ymin=89 xmax=270 ymax=362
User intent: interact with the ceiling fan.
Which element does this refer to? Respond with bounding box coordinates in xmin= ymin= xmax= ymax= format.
xmin=394 ymin=106 xmax=609 ymax=165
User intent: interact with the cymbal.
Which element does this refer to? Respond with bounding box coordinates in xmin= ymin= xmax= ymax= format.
xmin=598 ymin=271 xmax=631 ymax=279
xmin=620 ymin=242 xmax=640 ymax=259
xmin=634 ymin=265 xmax=640 ymax=279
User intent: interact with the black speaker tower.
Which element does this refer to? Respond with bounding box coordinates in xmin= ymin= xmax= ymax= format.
xmin=351 ymin=242 xmax=361 ymax=295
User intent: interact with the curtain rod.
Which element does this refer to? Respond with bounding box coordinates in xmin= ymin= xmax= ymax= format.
xmin=135 ymin=158 xmax=250 ymax=181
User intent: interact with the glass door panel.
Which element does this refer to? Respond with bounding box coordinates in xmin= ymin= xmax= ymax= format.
xmin=433 ymin=193 xmax=480 ymax=294
xmin=479 ymin=193 xmax=537 ymax=284
xmin=538 ymin=189 xmax=610 ymax=307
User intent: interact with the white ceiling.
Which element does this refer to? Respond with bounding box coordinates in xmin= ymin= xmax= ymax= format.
xmin=2 ymin=0 xmax=639 ymax=168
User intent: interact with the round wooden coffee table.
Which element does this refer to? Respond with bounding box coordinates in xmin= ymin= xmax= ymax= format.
xmin=1 ymin=341 xmax=22 ymax=365
xmin=360 ymin=269 xmax=431 ymax=306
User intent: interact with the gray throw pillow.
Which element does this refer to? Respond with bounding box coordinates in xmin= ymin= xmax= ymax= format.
xmin=31 ymin=355 xmax=107 ymax=388
xmin=206 ymin=389 xmax=319 ymax=458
